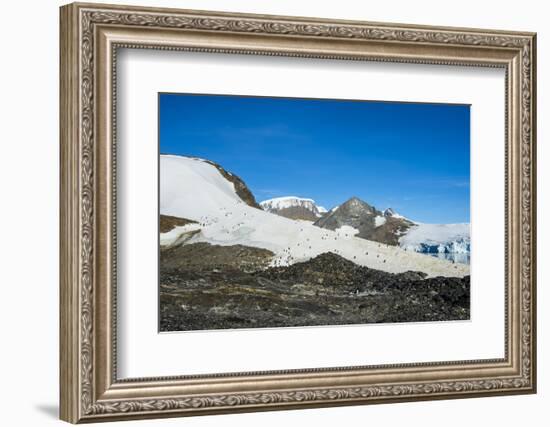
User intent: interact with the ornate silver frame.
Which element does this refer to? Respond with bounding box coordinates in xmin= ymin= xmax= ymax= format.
xmin=60 ymin=2 xmax=537 ymax=423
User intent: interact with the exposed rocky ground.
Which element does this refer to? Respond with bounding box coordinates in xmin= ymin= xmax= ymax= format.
xmin=159 ymin=214 xmax=197 ymax=233
xmin=161 ymin=242 xmax=274 ymax=272
xmin=160 ymin=244 xmax=469 ymax=332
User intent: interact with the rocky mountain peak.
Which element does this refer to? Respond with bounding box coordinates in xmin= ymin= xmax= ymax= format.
xmin=332 ymin=196 xmax=379 ymax=217
xmin=314 ymin=196 xmax=378 ymax=230
xmin=314 ymin=196 xmax=413 ymax=246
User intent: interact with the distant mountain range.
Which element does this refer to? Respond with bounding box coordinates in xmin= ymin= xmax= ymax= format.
xmin=259 ymin=195 xmax=470 ymax=257
xmin=259 ymin=196 xmax=327 ymax=221
xmin=159 ymin=154 xmax=470 ymax=275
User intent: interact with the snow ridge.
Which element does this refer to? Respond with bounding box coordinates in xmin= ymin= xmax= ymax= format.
xmin=383 ymin=208 xmax=406 ymax=220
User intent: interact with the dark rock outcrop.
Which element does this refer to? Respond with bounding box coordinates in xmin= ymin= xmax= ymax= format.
xmin=204 ymin=159 xmax=261 ymax=209
xmin=159 ymin=215 xmax=197 ymax=233
xmin=161 ymin=242 xmax=274 ymax=272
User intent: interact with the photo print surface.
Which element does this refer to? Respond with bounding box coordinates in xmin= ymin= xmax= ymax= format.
xmin=159 ymin=93 xmax=471 ymax=332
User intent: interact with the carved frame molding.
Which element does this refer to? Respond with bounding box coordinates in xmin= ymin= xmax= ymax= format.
xmin=60 ymin=2 xmax=536 ymax=423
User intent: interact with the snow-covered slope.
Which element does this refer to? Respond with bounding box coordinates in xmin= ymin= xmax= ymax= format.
xmin=399 ymin=223 xmax=470 ymax=254
xmin=160 ymin=155 xmax=468 ymax=277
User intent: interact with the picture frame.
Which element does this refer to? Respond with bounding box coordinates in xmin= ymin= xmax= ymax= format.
xmin=60 ymin=2 xmax=537 ymax=423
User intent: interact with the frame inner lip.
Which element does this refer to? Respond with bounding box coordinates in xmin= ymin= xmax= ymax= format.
xmin=109 ymin=41 xmax=511 ymax=383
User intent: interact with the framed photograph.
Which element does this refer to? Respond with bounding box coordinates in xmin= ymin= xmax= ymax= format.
xmin=60 ymin=2 xmax=537 ymax=423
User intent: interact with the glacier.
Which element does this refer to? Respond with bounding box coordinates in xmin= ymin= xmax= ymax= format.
xmin=399 ymin=223 xmax=470 ymax=263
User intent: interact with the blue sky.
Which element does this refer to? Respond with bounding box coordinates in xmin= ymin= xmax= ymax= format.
xmin=159 ymin=93 xmax=470 ymax=223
